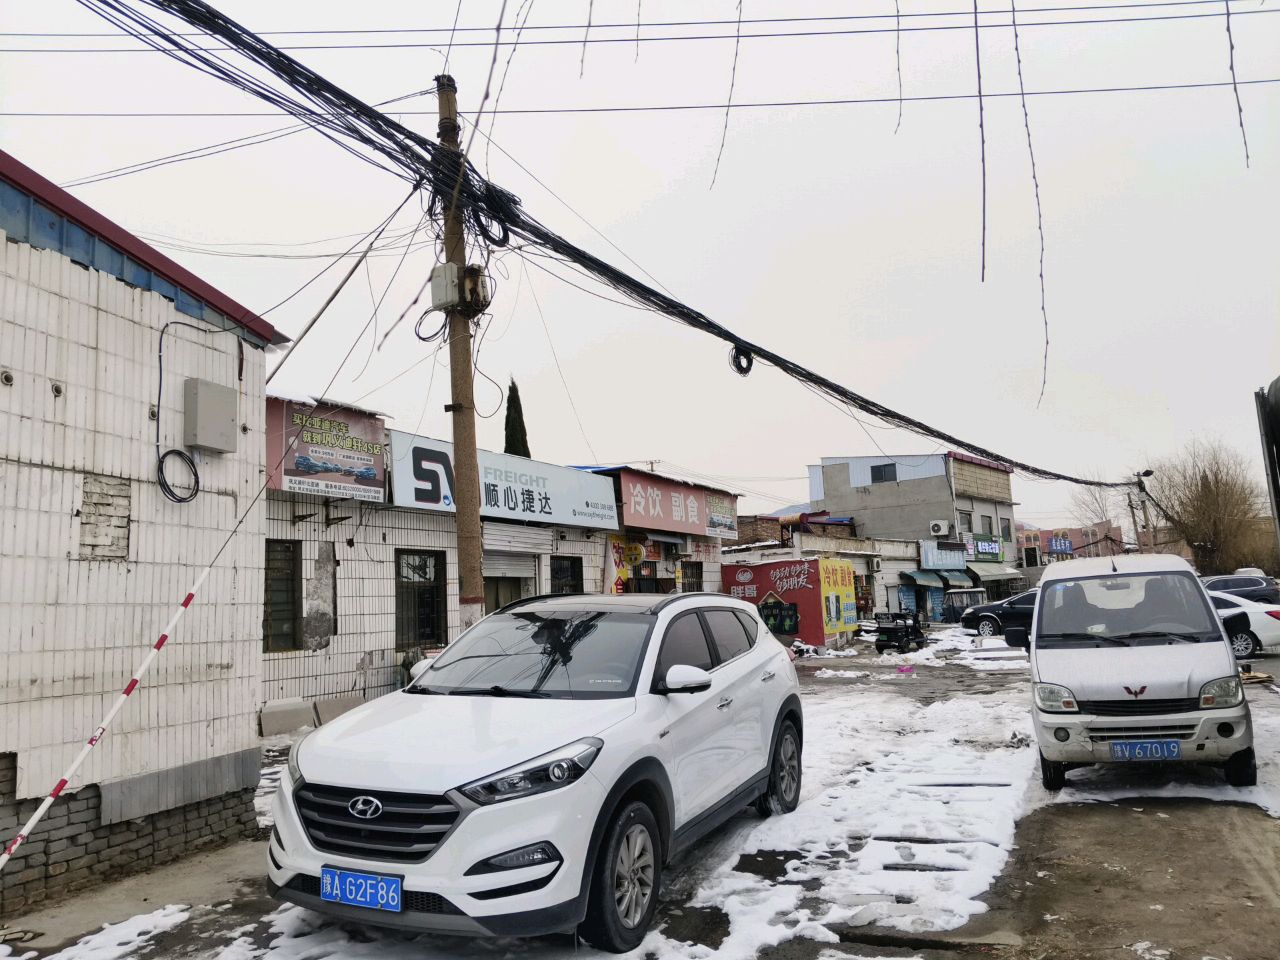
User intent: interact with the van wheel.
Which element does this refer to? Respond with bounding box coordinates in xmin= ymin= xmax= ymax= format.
xmin=977 ymin=617 xmax=999 ymax=638
xmin=1040 ymin=752 xmax=1067 ymax=791
xmin=1229 ymin=630 xmax=1260 ymax=658
xmin=579 ymin=801 xmax=660 ymax=953
xmin=756 ymin=720 xmax=802 ymax=817
xmin=1225 ymin=747 xmax=1257 ymax=787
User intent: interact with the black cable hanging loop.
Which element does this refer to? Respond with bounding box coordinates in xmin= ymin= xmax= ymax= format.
xmin=730 ymin=346 xmax=754 ymax=376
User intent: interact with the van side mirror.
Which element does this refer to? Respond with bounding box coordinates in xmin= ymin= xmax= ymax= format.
xmin=661 ymin=664 xmax=712 ymax=694
xmin=1005 ymin=627 xmax=1030 ymax=650
xmin=1221 ymin=611 xmax=1250 ymax=637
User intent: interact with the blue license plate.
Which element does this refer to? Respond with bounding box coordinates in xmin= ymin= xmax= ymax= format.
xmin=1109 ymin=739 xmax=1181 ymax=761
xmin=320 ymin=867 xmax=402 ymax=912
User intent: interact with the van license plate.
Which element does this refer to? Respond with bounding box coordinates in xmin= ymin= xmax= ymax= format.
xmin=320 ymin=867 xmax=402 ymax=912
xmin=1109 ymin=740 xmax=1181 ymax=761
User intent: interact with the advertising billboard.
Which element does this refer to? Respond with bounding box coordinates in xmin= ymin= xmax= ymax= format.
xmin=617 ymin=468 xmax=738 ymax=539
xmin=722 ymin=557 xmax=858 ymax=647
xmin=266 ymin=398 xmax=386 ymax=503
xmin=388 ymin=431 xmax=619 ymax=530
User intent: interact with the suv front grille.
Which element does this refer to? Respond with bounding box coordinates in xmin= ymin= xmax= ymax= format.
xmin=284 ymin=874 xmax=462 ymax=914
xmin=1087 ymin=724 xmax=1199 ymax=742
xmin=1077 ymin=697 xmax=1199 ymax=717
xmin=293 ymin=782 xmax=460 ymax=863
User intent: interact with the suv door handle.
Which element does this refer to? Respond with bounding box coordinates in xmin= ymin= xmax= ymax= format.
xmin=761 ymin=670 xmax=776 ymax=682
xmin=717 ymin=697 xmax=733 ymax=710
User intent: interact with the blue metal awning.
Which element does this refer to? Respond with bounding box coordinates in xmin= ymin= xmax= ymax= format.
xmin=900 ymin=570 xmax=946 ymax=589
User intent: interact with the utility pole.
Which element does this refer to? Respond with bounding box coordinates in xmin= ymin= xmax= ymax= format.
xmin=1140 ymin=498 xmax=1156 ymax=553
xmin=436 ymin=74 xmax=485 ymax=632
xmin=1127 ymin=494 xmax=1143 ymax=552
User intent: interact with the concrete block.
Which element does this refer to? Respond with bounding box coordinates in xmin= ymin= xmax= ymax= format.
xmin=259 ymin=698 xmax=318 ymax=736
xmin=315 ymin=694 xmax=364 ymax=725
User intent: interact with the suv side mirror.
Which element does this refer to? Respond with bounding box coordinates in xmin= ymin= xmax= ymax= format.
xmin=662 ymin=664 xmax=712 ymax=694
xmin=1221 ymin=611 xmax=1250 ymax=637
xmin=1005 ymin=627 xmax=1030 ymax=649
xmin=409 ymin=657 xmax=435 ymax=682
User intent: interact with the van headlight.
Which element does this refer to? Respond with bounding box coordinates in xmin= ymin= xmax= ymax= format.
xmin=460 ymin=738 xmax=603 ymax=805
xmin=1034 ymin=683 xmax=1079 ymax=713
xmin=1199 ymin=676 xmax=1243 ymax=709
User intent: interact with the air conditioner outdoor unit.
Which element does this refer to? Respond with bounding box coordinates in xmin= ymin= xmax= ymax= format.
xmin=871 ymin=558 xmax=882 ymax=572
xmin=929 ymin=520 xmax=950 ymax=536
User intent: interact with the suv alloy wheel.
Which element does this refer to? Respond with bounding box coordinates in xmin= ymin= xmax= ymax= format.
xmin=579 ymin=801 xmax=661 ymax=952
xmin=756 ymin=720 xmax=802 ymax=816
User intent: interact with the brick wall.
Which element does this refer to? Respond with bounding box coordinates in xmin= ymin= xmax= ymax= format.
xmin=0 ymin=753 xmax=255 ymax=918
xmin=726 ymin=515 xmax=783 ymax=546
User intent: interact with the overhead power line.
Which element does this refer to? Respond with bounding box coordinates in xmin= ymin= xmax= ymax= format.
xmin=12 ymin=77 xmax=1280 ymax=119
xmin=69 ymin=0 xmax=1170 ymax=488
xmin=4 ymin=0 xmax=1253 ymax=36
xmin=9 ymin=7 xmax=1280 ymax=52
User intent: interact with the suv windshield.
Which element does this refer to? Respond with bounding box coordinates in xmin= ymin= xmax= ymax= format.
xmin=410 ymin=610 xmax=654 ymax=699
xmin=1036 ymin=572 xmax=1219 ymax=647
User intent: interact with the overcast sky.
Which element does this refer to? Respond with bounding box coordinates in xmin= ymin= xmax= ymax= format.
xmin=2 ymin=0 xmax=1277 ymax=528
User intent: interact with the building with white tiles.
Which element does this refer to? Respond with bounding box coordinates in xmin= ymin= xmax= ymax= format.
xmin=0 ymin=150 xmax=283 ymax=913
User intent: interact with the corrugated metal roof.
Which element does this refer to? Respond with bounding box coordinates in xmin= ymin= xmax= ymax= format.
xmin=0 ymin=148 xmax=283 ymax=346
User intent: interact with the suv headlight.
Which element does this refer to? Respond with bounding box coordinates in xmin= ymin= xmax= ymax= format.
xmin=1034 ymin=683 xmax=1079 ymax=713
xmin=1199 ymin=676 xmax=1243 ymax=709
xmin=287 ymin=731 xmax=312 ymax=785
xmin=461 ymin=738 xmax=603 ymax=805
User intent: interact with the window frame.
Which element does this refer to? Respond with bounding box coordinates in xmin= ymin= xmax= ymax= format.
xmin=394 ymin=548 xmax=449 ymax=651
xmin=549 ymin=555 xmax=585 ymax=595
xmin=980 ymin=515 xmax=995 ymax=536
xmin=263 ymin=538 xmax=303 ymax=653
xmin=701 ymin=608 xmax=755 ymax=665
xmin=651 ymin=610 xmax=717 ymax=689
xmin=1000 ymin=518 xmax=1013 ymax=543
xmin=870 ymin=463 xmax=898 ymax=484
xmin=957 ymin=511 xmax=973 ymax=534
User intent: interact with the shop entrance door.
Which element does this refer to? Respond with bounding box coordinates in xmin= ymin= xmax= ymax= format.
xmin=485 ymin=577 xmax=526 ymax=613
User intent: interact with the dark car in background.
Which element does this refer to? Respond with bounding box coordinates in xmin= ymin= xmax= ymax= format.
xmin=960 ymin=589 xmax=1037 ymax=637
xmin=1202 ymin=574 xmax=1280 ymax=605
xmin=293 ymin=455 xmax=324 ymax=474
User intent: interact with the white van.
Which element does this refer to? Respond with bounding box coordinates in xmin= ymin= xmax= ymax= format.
xmin=1005 ymin=555 xmax=1255 ymax=790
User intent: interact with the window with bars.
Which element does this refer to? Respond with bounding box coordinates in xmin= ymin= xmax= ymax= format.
xmin=680 ymin=561 xmax=703 ymax=592
xmin=395 ymin=550 xmax=447 ymax=651
xmin=550 ymin=555 xmax=584 ymax=595
xmin=263 ymin=539 xmax=302 ymax=652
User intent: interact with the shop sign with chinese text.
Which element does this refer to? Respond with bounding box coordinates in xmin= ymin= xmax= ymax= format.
xmin=388 ymin=431 xmax=618 ymax=530
xmin=617 ymin=468 xmax=737 ymax=539
xmin=266 ymin=397 xmax=386 ymax=502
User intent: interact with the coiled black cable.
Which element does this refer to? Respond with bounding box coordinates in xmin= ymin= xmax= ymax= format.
xmin=156 ymin=320 xmax=242 ymax=504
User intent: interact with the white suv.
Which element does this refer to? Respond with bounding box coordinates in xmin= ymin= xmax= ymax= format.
xmin=267 ymin=593 xmax=802 ymax=952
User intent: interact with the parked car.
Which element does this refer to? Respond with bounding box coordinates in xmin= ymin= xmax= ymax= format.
xmin=960 ymin=589 xmax=1037 ymax=638
xmin=1006 ymin=555 xmax=1255 ymax=791
xmin=1208 ymin=591 xmax=1280 ymax=657
xmin=294 ymin=455 xmax=324 ymax=474
xmin=267 ymin=593 xmax=803 ymax=952
xmin=355 ymin=466 xmax=378 ymax=481
xmin=1200 ymin=573 xmax=1280 ymax=605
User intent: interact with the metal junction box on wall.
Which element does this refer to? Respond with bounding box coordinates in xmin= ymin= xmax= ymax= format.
xmin=183 ymin=378 xmax=238 ymax=453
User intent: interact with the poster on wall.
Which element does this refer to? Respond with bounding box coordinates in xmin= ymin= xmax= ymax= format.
xmin=603 ymin=535 xmax=632 ymax=594
xmin=817 ymin=558 xmax=859 ymax=637
xmin=266 ymin=397 xmax=386 ymax=502
xmin=389 ymin=431 xmax=619 ymax=530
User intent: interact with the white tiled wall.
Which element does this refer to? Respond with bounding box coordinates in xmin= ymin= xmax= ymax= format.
xmin=0 ymin=231 xmax=265 ymax=800
xmin=262 ymin=490 xmax=608 ymax=703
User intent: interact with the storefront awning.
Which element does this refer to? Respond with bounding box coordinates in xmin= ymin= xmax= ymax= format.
xmin=967 ymin=562 xmax=1024 ymax=582
xmin=939 ymin=570 xmax=975 ymax=588
xmin=900 ymin=570 xmax=946 ymax=588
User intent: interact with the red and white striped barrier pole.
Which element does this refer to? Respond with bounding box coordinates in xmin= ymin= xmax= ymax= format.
xmin=0 ymin=568 xmax=214 ymax=871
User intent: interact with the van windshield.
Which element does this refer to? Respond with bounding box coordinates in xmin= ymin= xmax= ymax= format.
xmin=408 ymin=611 xmax=654 ymax=699
xmin=1036 ymin=572 xmax=1220 ymax=647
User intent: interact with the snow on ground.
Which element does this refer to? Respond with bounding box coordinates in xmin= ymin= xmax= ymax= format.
xmin=256 ymin=729 xmax=312 ymax=828
xmin=29 ymin=905 xmax=190 ymax=960
xmin=813 ymin=669 xmax=870 ymax=680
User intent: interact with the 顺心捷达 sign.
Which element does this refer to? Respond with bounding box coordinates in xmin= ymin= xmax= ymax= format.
xmin=388 ymin=431 xmax=618 ymax=530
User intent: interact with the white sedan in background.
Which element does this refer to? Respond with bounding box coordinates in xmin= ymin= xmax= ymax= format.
xmin=1209 ymin=591 xmax=1280 ymax=657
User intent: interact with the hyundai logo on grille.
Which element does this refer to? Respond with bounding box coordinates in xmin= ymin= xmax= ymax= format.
xmin=348 ymin=795 xmax=383 ymax=819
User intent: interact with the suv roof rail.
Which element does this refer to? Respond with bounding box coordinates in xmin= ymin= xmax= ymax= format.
xmin=494 ymin=593 xmax=587 ymax=614
xmin=649 ymin=591 xmax=735 ymax=613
